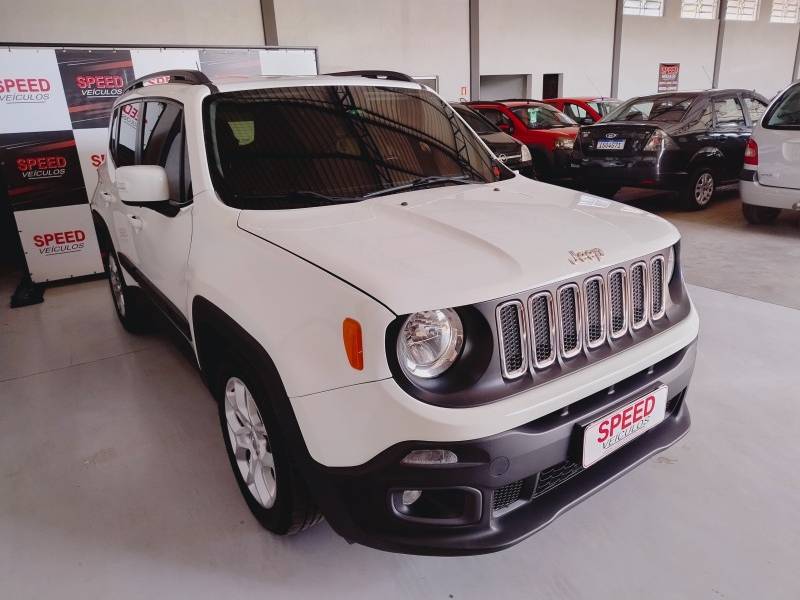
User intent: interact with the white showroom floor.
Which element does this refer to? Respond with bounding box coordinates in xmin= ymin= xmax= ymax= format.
xmin=1 ymin=193 xmax=799 ymax=599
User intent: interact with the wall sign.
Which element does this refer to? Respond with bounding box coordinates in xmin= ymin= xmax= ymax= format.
xmin=0 ymin=45 xmax=318 ymax=284
xmin=657 ymin=63 xmax=680 ymax=92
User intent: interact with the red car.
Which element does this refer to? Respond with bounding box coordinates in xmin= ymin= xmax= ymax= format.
xmin=543 ymin=97 xmax=621 ymax=125
xmin=466 ymin=100 xmax=578 ymax=181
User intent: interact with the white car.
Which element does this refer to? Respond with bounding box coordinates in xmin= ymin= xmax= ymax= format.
xmin=91 ymin=69 xmax=699 ymax=555
xmin=741 ymin=81 xmax=800 ymax=224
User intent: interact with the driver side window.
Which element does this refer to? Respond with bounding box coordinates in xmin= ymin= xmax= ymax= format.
xmin=565 ymin=103 xmax=588 ymax=121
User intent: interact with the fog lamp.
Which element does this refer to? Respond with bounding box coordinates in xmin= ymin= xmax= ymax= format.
xmin=401 ymin=449 xmax=458 ymax=465
xmin=401 ymin=490 xmax=422 ymax=505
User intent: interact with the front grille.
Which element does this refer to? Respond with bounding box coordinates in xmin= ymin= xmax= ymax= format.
xmin=584 ymin=276 xmax=605 ymax=348
xmin=528 ymin=292 xmax=556 ymax=368
xmin=533 ymin=461 xmax=583 ymax=498
xmin=608 ymin=268 xmax=627 ymax=338
xmin=651 ymin=256 xmax=665 ymax=319
xmin=630 ymin=262 xmax=647 ymax=329
xmin=495 ymin=251 xmax=668 ymax=378
xmin=493 ymin=479 xmax=524 ymax=511
xmin=496 ymin=301 xmax=527 ymax=379
xmin=558 ymin=284 xmax=581 ymax=358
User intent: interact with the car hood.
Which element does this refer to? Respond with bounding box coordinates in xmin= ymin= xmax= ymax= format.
xmin=237 ymin=177 xmax=679 ymax=315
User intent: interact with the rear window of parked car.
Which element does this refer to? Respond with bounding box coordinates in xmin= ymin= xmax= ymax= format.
xmin=764 ymin=86 xmax=800 ymax=129
xmin=604 ymin=95 xmax=694 ymax=123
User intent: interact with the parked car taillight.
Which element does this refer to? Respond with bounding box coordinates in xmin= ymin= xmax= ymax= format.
xmin=744 ymin=138 xmax=758 ymax=166
xmin=643 ymin=129 xmax=678 ymax=152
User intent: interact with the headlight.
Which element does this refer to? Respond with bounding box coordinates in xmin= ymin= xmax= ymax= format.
xmin=555 ymin=137 xmax=575 ymax=150
xmin=397 ymin=308 xmax=464 ymax=379
xmin=667 ymin=245 xmax=676 ymax=282
xmin=520 ymin=144 xmax=532 ymax=163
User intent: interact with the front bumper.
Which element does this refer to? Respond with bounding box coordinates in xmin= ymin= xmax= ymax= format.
xmin=572 ymin=154 xmax=688 ymax=190
xmin=740 ymin=170 xmax=800 ymax=210
xmin=303 ymin=340 xmax=697 ymax=555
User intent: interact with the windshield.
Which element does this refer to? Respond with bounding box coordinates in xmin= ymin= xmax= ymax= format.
xmin=205 ymin=86 xmax=504 ymax=209
xmin=764 ymin=85 xmax=800 ymax=129
xmin=511 ymin=104 xmax=576 ymax=129
xmin=603 ymin=95 xmax=695 ymax=123
xmin=452 ymin=106 xmax=497 ymax=135
xmin=588 ymin=100 xmax=621 ymax=116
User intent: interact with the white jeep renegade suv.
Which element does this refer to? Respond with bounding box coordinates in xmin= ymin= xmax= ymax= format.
xmin=91 ymin=69 xmax=699 ymax=555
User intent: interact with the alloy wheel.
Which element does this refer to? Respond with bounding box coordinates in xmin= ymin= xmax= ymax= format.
xmin=694 ymin=172 xmax=714 ymax=206
xmin=224 ymin=377 xmax=277 ymax=509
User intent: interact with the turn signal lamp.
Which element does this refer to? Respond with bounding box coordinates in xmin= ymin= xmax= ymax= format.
xmin=342 ymin=318 xmax=363 ymax=370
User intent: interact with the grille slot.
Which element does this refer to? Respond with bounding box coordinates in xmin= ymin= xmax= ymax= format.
xmin=496 ymin=301 xmax=527 ymax=379
xmin=583 ymin=276 xmax=606 ymax=348
xmin=493 ymin=479 xmax=524 ymax=511
xmin=608 ymin=268 xmax=628 ymax=338
xmin=557 ymin=284 xmax=582 ymax=358
xmin=528 ymin=292 xmax=556 ymax=368
xmin=650 ymin=255 xmax=665 ymax=319
xmin=630 ymin=262 xmax=648 ymax=329
xmin=533 ymin=461 xmax=584 ymax=498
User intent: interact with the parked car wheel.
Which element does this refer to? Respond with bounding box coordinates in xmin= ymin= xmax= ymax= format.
xmin=682 ymin=168 xmax=716 ymax=210
xmin=742 ymin=203 xmax=781 ymax=224
xmin=216 ymin=360 xmax=322 ymax=535
xmin=106 ymin=250 xmax=152 ymax=333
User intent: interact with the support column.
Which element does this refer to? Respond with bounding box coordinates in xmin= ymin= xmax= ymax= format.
xmin=260 ymin=0 xmax=279 ymax=46
xmin=610 ymin=0 xmax=624 ymax=97
xmin=712 ymin=0 xmax=728 ymax=88
xmin=469 ymin=0 xmax=480 ymax=100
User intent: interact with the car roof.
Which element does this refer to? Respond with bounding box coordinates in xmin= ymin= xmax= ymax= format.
xmin=545 ymin=97 xmax=617 ymax=102
xmin=115 ymin=73 xmax=425 ymax=106
xmin=466 ymin=99 xmax=550 ymax=108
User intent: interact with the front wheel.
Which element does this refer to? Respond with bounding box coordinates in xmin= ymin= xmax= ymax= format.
xmin=106 ymin=250 xmax=152 ymax=333
xmin=681 ymin=168 xmax=716 ymax=210
xmin=742 ymin=203 xmax=781 ymax=224
xmin=217 ymin=362 xmax=322 ymax=535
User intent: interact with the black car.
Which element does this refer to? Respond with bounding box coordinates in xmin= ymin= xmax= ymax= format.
xmin=450 ymin=103 xmax=533 ymax=176
xmin=572 ymin=89 xmax=769 ymax=209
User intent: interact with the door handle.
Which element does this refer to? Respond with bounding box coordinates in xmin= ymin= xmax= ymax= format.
xmin=126 ymin=214 xmax=143 ymax=232
xmin=100 ymin=191 xmax=114 ymax=206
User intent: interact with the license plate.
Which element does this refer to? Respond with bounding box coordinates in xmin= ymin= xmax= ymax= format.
xmin=597 ymin=139 xmax=625 ymax=150
xmin=582 ymin=386 xmax=668 ymax=468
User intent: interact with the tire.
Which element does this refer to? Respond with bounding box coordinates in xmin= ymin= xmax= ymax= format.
xmin=742 ymin=203 xmax=781 ymax=225
xmin=587 ymin=183 xmax=621 ymax=198
xmin=216 ymin=359 xmax=322 ymax=535
xmin=681 ymin=168 xmax=716 ymax=210
xmin=105 ymin=249 xmax=152 ymax=333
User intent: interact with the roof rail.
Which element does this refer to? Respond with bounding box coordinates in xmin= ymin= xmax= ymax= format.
xmin=123 ymin=69 xmax=216 ymax=93
xmin=326 ymin=70 xmax=415 ymax=83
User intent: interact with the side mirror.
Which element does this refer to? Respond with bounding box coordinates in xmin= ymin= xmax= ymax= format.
xmin=581 ymin=117 xmax=595 ymax=125
xmin=498 ymin=122 xmax=513 ymax=134
xmin=116 ymin=165 xmax=170 ymax=204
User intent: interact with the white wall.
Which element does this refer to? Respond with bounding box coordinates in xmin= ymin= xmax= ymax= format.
xmin=0 ymin=0 xmax=265 ymax=46
xmin=718 ymin=0 xmax=799 ymax=99
xmin=273 ymin=0 xmax=470 ymax=101
xmin=479 ymin=0 xmax=616 ymax=99
xmin=618 ymin=0 xmax=718 ymax=99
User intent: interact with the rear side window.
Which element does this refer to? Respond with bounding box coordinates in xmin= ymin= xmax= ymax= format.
xmin=564 ymin=103 xmax=589 ymax=120
xmin=713 ymin=97 xmax=746 ymax=127
xmin=109 ymin=108 xmax=120 ymax=162
xmin=117 ymin=102 xmax=140 ymax=167
xmin=743 ymin=97 xmax=768 ymax=124
xmin=764 ymin=86 xmax=800 ymax=129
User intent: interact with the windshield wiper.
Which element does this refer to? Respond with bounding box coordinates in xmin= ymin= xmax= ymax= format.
xmin=235 ymin=190 xmax=362 ymax=206
xmin=364 ymin=175 xmax=479 ymax=198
